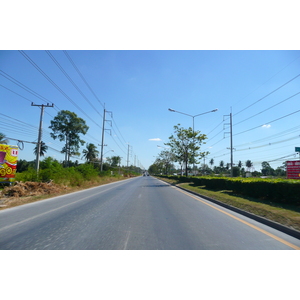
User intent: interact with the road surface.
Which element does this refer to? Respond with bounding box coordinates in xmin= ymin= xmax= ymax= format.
xmin=1 ymin=176 xmax=300 ymax=250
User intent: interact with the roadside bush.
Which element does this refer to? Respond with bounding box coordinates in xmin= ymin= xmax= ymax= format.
xmin=15 ymin=167 xmax=38 ymax=182
xmin=157 ymin=175 xmax=300 ymax=205
xmin=76 ymin=163 xmax=98 ymax=181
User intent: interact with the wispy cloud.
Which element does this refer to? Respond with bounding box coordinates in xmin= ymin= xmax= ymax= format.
xmin=149 ymin=138 xmax=162 ymax=141
xmin=262 ymin=124 xmax=271 ymax=128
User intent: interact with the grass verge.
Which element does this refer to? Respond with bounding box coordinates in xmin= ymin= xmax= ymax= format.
xmin=157 ymin=177 xmax=300 ymax=232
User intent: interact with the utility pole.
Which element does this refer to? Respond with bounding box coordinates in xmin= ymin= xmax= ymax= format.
xmin=31 ymin=102 xmax=54 ymax=172
xmin=100 ymin=106 xmax=112 ymax=171
xmin=224 ymin=110 xmax=234 ymax=177
xmin=100 ymin=108 xmax=106 ymax=171
xmin=127 ymin=144 xmax=130 ymax=168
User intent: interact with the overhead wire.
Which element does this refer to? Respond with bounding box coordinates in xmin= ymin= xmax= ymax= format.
xmin=234 ymin=91 xmax=300 ymax=127
xmin=63 ymin=50 xmax=105 ymax=109
xmin=234 ymin=109 xmax=300 ymax=136
xmin=0 ymin=70 xmax=60 ymax=112
xmin=18 ymin=50 xmax=102 ymax=131
xmin=45 ymin=50 xmax=103 ymax=119
xmin=231 ymin=54 xmax=300 ymax=108
xmin=233 ymin=73 xmax=300 ymax=117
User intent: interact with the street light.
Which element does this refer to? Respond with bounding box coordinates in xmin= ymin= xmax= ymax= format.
xmin=168 ymin=107 xmax=218 ymax=174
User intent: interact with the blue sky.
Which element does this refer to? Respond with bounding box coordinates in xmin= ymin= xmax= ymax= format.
xmin=1 ymin=50 xmax=299 ymax=171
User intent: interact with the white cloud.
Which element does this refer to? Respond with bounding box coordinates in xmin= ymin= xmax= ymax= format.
xmin=262 ymin=124 xmax=271 ymax=128
xmin=149 ymin=138 xmax=162 ymax=141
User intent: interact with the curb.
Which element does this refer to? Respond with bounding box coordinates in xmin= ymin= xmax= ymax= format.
xmin=174 ymin=184 xmax=300 ymax=240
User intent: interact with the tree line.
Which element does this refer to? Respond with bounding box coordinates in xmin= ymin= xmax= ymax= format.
xmin=148 ymin=124 xmax=286 ymax=177
xmin=1 ymin=110 xmax=122 ymax=169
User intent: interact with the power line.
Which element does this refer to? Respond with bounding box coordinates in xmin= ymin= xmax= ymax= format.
xmin=234 ymin=109 xmax=300 ymax=136
xmin=233 ymin=73 xmax=300 ymax=117
xmin=0 ymin=84 xmax=56 ymax=118
xmin=231 ymin=54 xmax=300 ymax=108
xmin=0 ymin=70 xmax=60 ymax=112
xmin=63 ymin=51 xmax=105 ymax=109
xmin=18 ymin=50 xmax=102 ymax=130
xmin=45 ymin=50 xmax=103 ymax=119
xmin=234 ymin=91 xmax=300 ymax=127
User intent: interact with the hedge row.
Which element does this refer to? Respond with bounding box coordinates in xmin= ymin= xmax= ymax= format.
xmin=160 ymin=175 xmax=300 ymax=205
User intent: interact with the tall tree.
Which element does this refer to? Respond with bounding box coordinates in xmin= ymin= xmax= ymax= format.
xmin=245 ymin=160 xmax=253 ymax=172
xmin=165 ymin=124 xmax=208 ymax=177
xmin=261 ymin=161 xmax=274 ymax=176
xmin=110 ymin=156 xmax=121 ymax=167
xmin=49 ymin=110 xmax=89 ymax=166
xmin=33 ymin=141 xmax=48 ymax=157
xmin=209 ymin=158 xmax=214 ymax=169
xmin=0 ymin=132 xmax=9 ymax=144
xmin=219 ymin=160 xmax=224 ymax=168
xmin=238 ymin=160 xmax=243 ymax=168
xmin=156 ymin=150 xmax=175 ymax=175
xmin=82 ymin=143 xmax=99 ymax=162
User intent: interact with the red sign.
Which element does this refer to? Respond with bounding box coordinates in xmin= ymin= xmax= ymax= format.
xmin=286 ymin=160 xmax=300 ymax=179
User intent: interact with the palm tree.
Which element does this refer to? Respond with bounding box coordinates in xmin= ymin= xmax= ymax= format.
xmin=238 ymin=160 xmax=243 ymax=168
xmin=219 ymin=160 xmax=224 ymax=168
xmin=245 ymin=160 xmax=253 ymax=172
xmin=0 ymin=132 xmax=9 ymax=144
xmin=209 ymin=158 xmax=214 ymax=168
xmin=82 ymin=143 xmax=99 ymax=162
xmin=33 ymin=141 xmax=48 ymax=157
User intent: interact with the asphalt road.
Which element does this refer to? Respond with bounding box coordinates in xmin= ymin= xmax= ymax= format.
xmin=1 ymin=176 xmax=300 ymax=250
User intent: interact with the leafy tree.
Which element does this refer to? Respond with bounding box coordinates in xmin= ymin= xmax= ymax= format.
xmin=165 ymin=124 xmax=208 ymax=177
xmin=261 ymin=161 xmax=274 ymax=176
xmin=33 ymin=141 xmax=48 ymax=157
xmin=16 ymin=159 xmax=34 ymax=173
xmin=0 ymin=132 xmax=8 ymax=144
xmin=232 ymin=166 xmax=240 ymax=177
xmin=149 ymin=160 xmax=164 ymax=175
xmin=82 ymin=143 xmax=99 ymax=162
xmin=110 ymin=156 xmax=121 ymax=167
xmin=49 ymin=110 xmax=89 ymax=166
xmin=156 ymin=150 xmax=175 ymax=175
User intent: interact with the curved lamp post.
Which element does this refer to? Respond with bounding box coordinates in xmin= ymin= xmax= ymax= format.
xmin=168 ymin=108 xmax=218 ymax=175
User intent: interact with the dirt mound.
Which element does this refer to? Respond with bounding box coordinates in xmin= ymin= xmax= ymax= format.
xmin=1 ymin=181 xmax=67 ymax=198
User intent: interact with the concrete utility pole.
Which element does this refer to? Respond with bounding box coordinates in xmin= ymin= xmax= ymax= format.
xmin=31 ymin=102 xmax=54 ymax=172
xmin=224 ymin=110 xmax=234 ymax=177
xmin=127 ymin=144 xmax=130 ymax=167
xmin=100 ymin=108 xmax=106 ymax=171
xmin=100 ymin=107 xmax=112 ymax=171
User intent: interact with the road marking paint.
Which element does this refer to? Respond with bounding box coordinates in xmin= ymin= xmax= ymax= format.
xmin=123 ymin=230 xmax=131 ymax=250
xmin=173 ymin=186 xmax=300 ymax=250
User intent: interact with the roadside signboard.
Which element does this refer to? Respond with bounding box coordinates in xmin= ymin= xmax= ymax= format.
xmin=0 ymin=144 xmax=19 ymax=183
xmin=286 ymin=160 xmax=300 ymax=179
xmin=296 ymin=147 xmax=300 ymax=152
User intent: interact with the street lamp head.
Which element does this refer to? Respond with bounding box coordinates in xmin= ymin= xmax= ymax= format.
xmin=168 ymin=108 xmax=175 ymax=112
xmin=212 ymin=108 xmax=218 ymax=112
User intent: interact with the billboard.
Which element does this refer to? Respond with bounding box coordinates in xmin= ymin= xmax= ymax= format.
xmin=286 ymin=160 xmax=300 ymax=179
xmin=0 ymin=144 xmax=19 ymax=183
